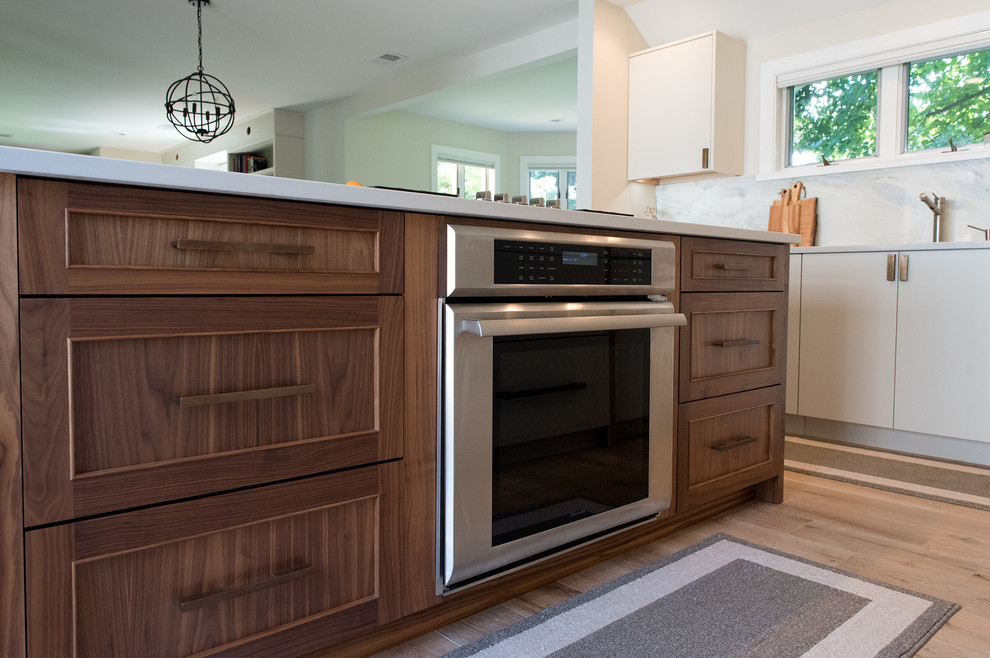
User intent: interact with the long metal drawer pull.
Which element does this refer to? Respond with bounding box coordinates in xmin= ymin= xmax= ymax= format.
xmin=461 ymin=312 xmax=686 ymax=337
xmin=886 ymin=253 xmax=896 ymax=281
xmin=713 ymin=339 xmax=760 ymax=348
xmin=177 ymin=563 xmax=316 ymax=612
xmin=173 ymin=238 xmax=316 ymax=255
xmin=179 ymin=384 xmax=316 ymax=407
xmin=713 ymin=435 xmax=758 ymax=452
xmin=713 ymin=263 xmax=752 ymax=271
xmin=496 ymin=382 xmax=587 ymax=400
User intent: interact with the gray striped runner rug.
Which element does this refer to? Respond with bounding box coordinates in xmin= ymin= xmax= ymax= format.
xmin=441 ymin=534 xmax=958 ymax=658
xmin=785 ymin=436 xmax=990 ymax=512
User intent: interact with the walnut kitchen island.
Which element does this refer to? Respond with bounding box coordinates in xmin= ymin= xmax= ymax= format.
xmin=0 ymin=146 xmax=793 ymax=657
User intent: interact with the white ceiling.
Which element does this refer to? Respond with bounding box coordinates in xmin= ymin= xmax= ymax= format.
xmin=0 ymin=0 xmax=912 ymax=157
xmin=0 ymin=0 xmax=580 ymax=155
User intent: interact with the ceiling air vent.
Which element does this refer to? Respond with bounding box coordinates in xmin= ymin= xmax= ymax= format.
xmin=368 ymin=52 xmax=407 ymax=65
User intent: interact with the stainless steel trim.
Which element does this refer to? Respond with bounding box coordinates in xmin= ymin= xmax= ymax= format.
xmin=461 ymin=310 xmax=686 ymax=337
xmin=441 ymin=300 xmax=682 ymax=589
xmin=445 ymin=224 xmax=676 ymax=297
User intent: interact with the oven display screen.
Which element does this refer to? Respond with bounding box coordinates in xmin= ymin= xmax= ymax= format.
xmin=561 ymin=250 xmax=597 ymax=266
xmin=494 ymin=239 xmax=652 ymax=285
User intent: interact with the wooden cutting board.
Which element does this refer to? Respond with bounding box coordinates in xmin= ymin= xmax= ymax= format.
xmin=768 ymin=182 xmax=816 ymax=247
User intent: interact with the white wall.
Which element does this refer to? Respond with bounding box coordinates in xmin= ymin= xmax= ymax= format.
xmin=625 ymin=0 xmax=990 ymax=245
xmin=576 ymin=0 xmax=655 ymax=215
xmin=344 ymin=110 xmax=575 ymax=197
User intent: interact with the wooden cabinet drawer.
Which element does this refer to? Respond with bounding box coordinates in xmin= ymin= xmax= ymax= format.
xmin=17 ymin=178 xmax=403 ymax=295
xmin=677 ymin=386 xmax=783 ymax=511
xmin=26 ymin=467 xmax=382 ymax=658
xmin=20 ymin=296 xmax=402 ymax=526
xmin=681 ymin=237 xmax=786 ymax=292
xmin=679 ymin=291 xmax=784 ymax=402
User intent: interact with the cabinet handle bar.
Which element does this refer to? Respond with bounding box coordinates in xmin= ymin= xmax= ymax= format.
xmin=886 ymin=253 xmax=896 ymax=281
xmin=713 ymin=263 xmax=752 ymax=271
xmin=177 ymin=564 xmax=316 ymax=612
xmin=179 ymin=384 xmax=316 ymax=407
xmin=173 ymin=238 xmax=316 ymax=255
xmin=713 ymin=435 xmax=759 ymax=452
xmin=713 ymin=339 xmax=760 ymax=348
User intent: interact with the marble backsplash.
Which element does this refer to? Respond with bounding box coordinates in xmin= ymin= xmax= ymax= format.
xmin=653 ymin=158 xmax=990 ymax=246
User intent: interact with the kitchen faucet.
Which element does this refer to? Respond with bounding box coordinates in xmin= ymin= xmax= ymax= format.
xmin=919 ymin=193 xmax=944 ymax=242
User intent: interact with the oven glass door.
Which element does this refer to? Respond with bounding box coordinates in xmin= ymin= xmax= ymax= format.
xmin=492 ymin=328 xmax=649 ymax=546
xmin=442 ymin=301 xmax=685 ymax=589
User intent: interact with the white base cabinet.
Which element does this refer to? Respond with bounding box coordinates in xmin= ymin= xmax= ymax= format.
xmin=793 ymin=248 xmax=990 ymax=446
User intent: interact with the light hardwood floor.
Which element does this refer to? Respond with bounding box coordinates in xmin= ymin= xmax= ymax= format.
xmin=374 ymin=470 xmax=990 ymax=657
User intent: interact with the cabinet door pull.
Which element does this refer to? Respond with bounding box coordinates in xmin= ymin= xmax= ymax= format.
xmin=713 ymin=339 xmax=759 ymax=348
xmin=173 ymin=238 xmax=316 ymax=255
xmin=713 ymin=435 xmax=758 ymax=452
xmin=701 ymin=147 xmax=710 ymax=169
xmin=179 ymin=384 xmax=316 ymax=407
xmin=899 ymin=253 xmax=909 ymax=282
xmin=713 ymin=263 xmax=752 ymax=271
xmin=177 ymin=563 xmax=316 ymax=612
xmin=886 ymin=253 xmax=896 ymax=281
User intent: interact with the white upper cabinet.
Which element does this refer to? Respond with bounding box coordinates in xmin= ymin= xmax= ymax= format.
xmin=627 ymin=31 xmax=745 ymax=182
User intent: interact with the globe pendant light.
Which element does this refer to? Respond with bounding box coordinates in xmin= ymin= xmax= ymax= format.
xmin=164 ymin=0 xmax=235 ymax=143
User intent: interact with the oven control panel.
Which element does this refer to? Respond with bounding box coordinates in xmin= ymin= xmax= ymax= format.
xmin=493 ymin=239 xmax=651 ymax=285
xmin=445 ymin=224 xmax=676 ymax=297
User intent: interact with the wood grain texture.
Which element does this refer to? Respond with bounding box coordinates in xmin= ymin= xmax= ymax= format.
xmin=681 ymin=236 xmax=786 ymax=292
xmin=0 ymin=173 xmax=25 ymax=657
xmin=17 ymin=179 xmax=403 ymax=295
xmin=26 ymin=467 xmax=382 ymax=657
xmin=679 ymin=291 xmax=785 ymax=402
xmin=379 ymin=214 xmax=444 ymax=623
xmin=677 ymin=386 xmax=783 ymax=512
xmin=20 ymin=296 xmax=400 ymax=525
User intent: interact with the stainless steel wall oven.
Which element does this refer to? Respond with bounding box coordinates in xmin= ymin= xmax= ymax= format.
xmin=440 ymin=224 xmax=685 ymax=591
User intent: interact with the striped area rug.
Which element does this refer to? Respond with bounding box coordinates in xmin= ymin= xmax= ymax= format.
xmin=785 ymin=436 xmax=990 ymax=511
xmin=441 ymin=534 xmax=958 ymax=658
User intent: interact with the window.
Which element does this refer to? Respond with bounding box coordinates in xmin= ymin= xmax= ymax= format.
xmin=760 ymin=14 xmax=990 ymax=178
xmin=906 ymin=47 xmax=990 ymax=152
xmin=790 ymin=71 xmax=878 ymax=166
xmin=520 ymin=156 xmax=577 ymax=209
xmin=431 ymin=145 xmax=499 ymax=198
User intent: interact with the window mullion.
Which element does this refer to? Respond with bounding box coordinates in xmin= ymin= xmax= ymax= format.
xmin=877 ymin=64 xmax=905 ymax=159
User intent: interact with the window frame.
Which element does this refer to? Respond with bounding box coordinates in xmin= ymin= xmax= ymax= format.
xmin=759 ymin=12 xmax=990 ymax=180
xmin=519 ymin=155 xmax=577 ymax=208
xmin=431 ymin=144 xmax=500 ymax=197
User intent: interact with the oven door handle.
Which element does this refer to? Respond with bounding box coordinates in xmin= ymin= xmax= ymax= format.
xmin=460 ymin=312 xmax=686 ymax=337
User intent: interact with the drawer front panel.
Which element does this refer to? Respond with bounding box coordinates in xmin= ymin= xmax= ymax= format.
xmin=679 ymin=292 xmax=784 ymax=402
xmin=67 ymin=210 xmax=378 ymax=273
xmin=677 ymin=387 xmax=782 ymax=510
xmin=70 ymin=328 xmax=376 ymax=473
xmin=17 ymin=178 xmax=402 ymax=294
xmin=681 ymin=237 xmax=786 ymax=292
xmin=26 ymin=468 xmax=381 ymax=658
xmin=20 ymin=296 xmax=402 ymax=525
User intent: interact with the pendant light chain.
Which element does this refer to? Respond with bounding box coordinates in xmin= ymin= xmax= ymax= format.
xmin=196 ymin=1 xmax=204 ymax=73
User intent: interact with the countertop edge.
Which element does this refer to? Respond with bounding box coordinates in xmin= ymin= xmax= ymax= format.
xmin=792 ymin=242 xmax=990 ymax=253
xmin=0 ymin=146 xmax=796 ymax=244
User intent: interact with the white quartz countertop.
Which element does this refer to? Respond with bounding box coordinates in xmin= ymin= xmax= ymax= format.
xmin=0 ymin=146 xmax=795 ymax=244
xmin=793 ymin=241 xmax=990 ymax=253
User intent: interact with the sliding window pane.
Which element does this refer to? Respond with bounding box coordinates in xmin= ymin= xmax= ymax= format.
xmin=907 ymin=48 xmax=990 ymax=152
xmin=790 ymin=70 xmax=878 ymax=166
